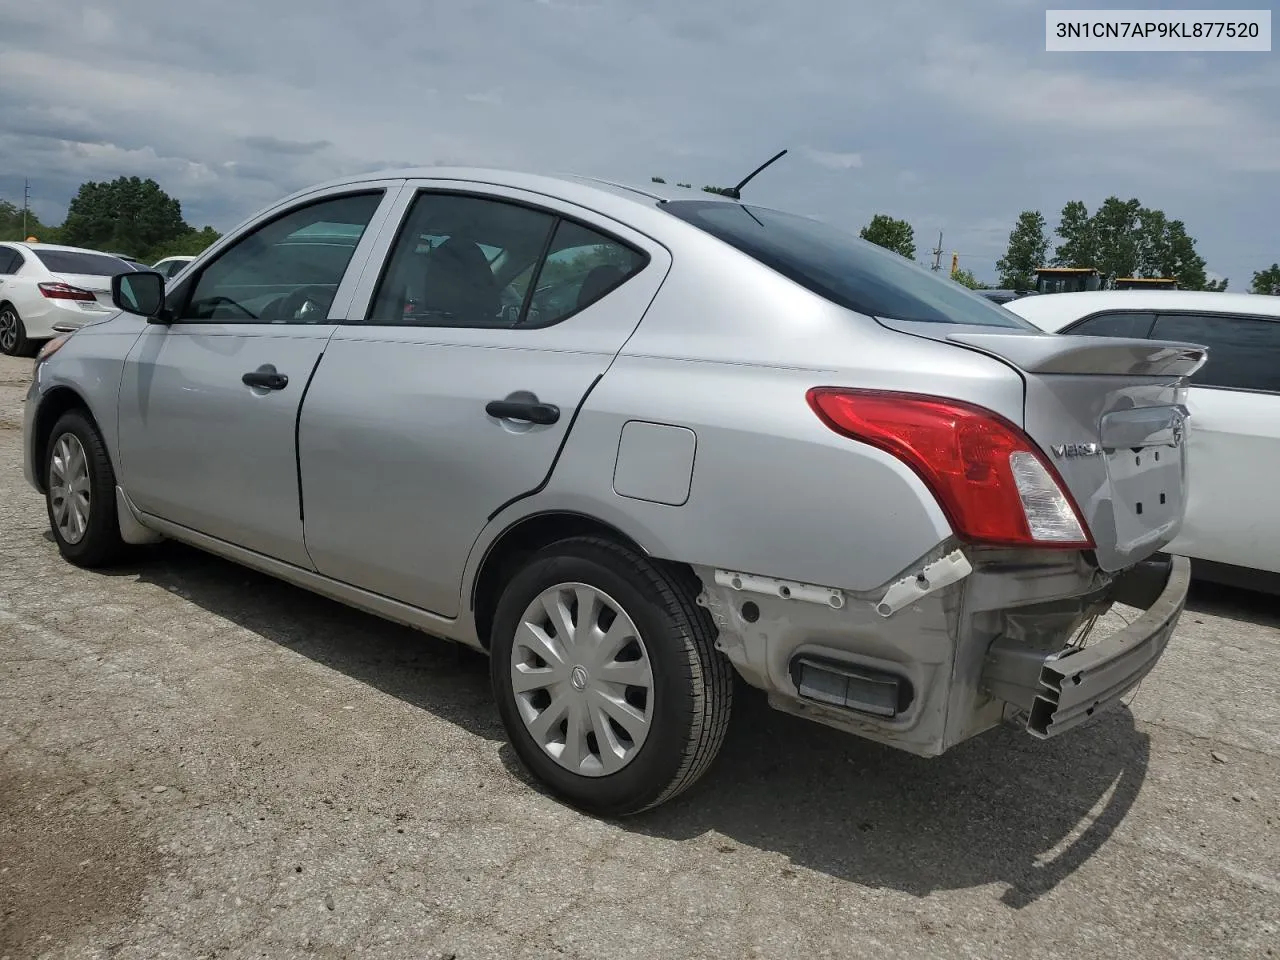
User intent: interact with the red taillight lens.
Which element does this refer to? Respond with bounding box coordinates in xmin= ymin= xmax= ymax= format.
xmin=806 ymin=387 xmax=1094 ymax=549
xmin=38 ymin=282 xmax=96 ymax=302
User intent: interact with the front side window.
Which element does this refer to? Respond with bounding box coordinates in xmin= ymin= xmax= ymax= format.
xmin=1065 ymin=311 xmax=1155 ymax=338
xmin=1150 ymin=312 xmax=1280 ymax=393
xmin=177 ymin=192 xmax=382 ymax=323
xmin=368 ymin=192 xmax=646 ymax=328
xmin=661 ymin=199 xmax=1035 ymax=329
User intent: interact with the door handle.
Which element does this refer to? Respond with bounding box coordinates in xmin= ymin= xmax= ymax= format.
xmin=242 ymin=366 xmax=289 ymax=390
xmin=486 ymin=398 xmax=560 ymax=425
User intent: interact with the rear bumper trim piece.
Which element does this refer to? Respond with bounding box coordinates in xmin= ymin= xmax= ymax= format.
xmin=983 ymin=553 xmax=1190 ymax=739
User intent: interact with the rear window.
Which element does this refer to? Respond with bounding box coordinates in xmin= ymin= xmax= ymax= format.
xmin=31 ymin=249 xmax=135 ymax=276
xmin=662 ymin=200 xmax=1034 ymax=329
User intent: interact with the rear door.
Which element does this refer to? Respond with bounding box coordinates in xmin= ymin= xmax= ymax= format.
xmin=1146 ymin=310 xmax=1280 ymax=574
xmin=298 ymin=183 xmax=672 ymax=617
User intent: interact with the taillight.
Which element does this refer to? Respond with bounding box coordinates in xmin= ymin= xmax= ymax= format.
xmin=38 ymin=282 xmax=96 ymax=302
xmin=806 ymin=387 xmax=1094 ymax=549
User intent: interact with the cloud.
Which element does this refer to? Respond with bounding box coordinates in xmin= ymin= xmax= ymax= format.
xmin=240 ymin=136 xmax=333 ymax=156
xmin=804 ymin=149 xmax=864 ymax=170
xmin=0 ymin=0 xmax=1276 ymax=286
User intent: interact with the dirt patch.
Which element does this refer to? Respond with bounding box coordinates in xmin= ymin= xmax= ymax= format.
xmin=0 ymin=759 xmax=164 ymax=959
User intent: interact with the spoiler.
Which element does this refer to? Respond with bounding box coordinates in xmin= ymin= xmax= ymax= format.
xmin=943 ymin=332 xmax=1208 ymax=378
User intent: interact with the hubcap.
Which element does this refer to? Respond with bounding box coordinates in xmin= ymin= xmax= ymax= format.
xmin=510 ymin=582 xmax=654 ymax=777
xmin=49 ymin=433 xmax=91 ymax=544
xmin=0 ymin=310 xmax=16 ymax=352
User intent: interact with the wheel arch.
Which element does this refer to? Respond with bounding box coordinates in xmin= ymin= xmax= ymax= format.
xmin=31 ymin=386 xmax=101 ymax=494
xmin=470 ymin=510 xmax=687 ymax=651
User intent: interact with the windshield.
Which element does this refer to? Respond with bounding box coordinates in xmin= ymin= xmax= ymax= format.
xmin=32 ymin=249 xmax=135 ymax=277
xmin=662 ymin=200 xmax=1035 ymax=329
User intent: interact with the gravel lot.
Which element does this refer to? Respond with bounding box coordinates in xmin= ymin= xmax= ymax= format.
xmin=1 ymin=351 xmax=1277 ymax=960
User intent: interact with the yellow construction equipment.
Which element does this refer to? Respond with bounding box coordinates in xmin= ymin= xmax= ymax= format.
xmin=1113 ymin=277 xmax=1178 ymax=290
xmin=1034 ymin=267 xmax=1103 ymax=294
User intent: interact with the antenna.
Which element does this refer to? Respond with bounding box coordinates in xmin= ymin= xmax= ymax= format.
xmin=721 ymin=149 xmax=788 ymax=201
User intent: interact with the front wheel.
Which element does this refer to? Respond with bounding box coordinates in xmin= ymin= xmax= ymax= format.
xmin=489 ymin=536 xmax=734 ymax=816
xmin=45 ymin=409 xmax=126 ymax=568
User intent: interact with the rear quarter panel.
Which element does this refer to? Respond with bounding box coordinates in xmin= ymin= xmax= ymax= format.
xmin=496 ymin=240 xmax=1028 ymax=594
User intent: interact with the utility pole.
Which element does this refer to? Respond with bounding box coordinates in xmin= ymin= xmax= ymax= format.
xmin=22 ymin=179 xmax=30 ymax=238
xmin=930 ymin=231 xmax=943 ymax=271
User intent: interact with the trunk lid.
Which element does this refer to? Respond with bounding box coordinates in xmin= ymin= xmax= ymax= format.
xmin=52 ymin=273 xmax=117 ymax=310
xmin=876 ymin=319 xmax=1204 ymax=572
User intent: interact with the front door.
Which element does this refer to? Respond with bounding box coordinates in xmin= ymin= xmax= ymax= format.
xmin=115 ymin=188 xmax=397 ymax=567
xmin=298 ymin=185 xmax=670 ymax=616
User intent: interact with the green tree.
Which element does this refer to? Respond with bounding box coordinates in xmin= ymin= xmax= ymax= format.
xmin=1159 ymin=219 xmax=1208 ymax=289
xmin=951 ymin=267 xmax=985 ymax=289
xmin=996 ymin=210 xmax=1048 ymax=289
xmin=1252 ymin=264 xmax=1280 ymax=295
xmin=1135 ymin=207 xmax=1171 ymax=277
xmin=859 ymin=214 xmax=915 ymax=259
xmin=147 ymin=225 xmax=221 ymax=261
xmin=1052 ymin=200 xmax=1097 ymax=268
xmin=0 ymin=199 xmax=56 ymax=243
xmin=650 ymin=176 xmax=737 ymax=196
xmin=1089 ymin=196 xmax=1143 ymax=279
xmin=1203 ymin=277 xmax=1229 ymax=292
xmin=60 ymin=176 xmax=189 ymax=261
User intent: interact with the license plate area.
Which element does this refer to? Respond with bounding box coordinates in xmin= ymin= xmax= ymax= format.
xmin=1100 ymin=405 xmax=1187 ymax=552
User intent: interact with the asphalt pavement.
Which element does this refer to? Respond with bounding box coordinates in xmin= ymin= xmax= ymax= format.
xmin=1 ymin=352 xmax=1276 ymax=960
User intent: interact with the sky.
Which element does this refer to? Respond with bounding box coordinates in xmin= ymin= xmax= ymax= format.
xmin=0 ymin=0 xmax=1276 ymax=286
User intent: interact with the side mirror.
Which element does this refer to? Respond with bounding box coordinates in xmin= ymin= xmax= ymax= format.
xmin=111 ymin=271 xmax=167 ymax=321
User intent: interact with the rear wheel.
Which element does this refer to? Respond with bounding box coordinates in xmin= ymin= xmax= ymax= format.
xmin=0 ymin=305 xmax=31 ymax=357
xmin=489 ymin=536 xmax=734 ymax=816
xmin=45 ymin=409 xmax=126 ymax=568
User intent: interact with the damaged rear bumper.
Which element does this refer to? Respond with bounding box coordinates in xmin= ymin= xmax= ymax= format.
xmin=982 ymin=553 xmax=1190 ymax=739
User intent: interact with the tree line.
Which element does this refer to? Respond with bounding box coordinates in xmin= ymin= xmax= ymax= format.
xmin=0 ymin=176 xmax=222 ymax=263
xmin=651 ymin=174 xmax=1276 ymax=295
xmin=7 ymin=174 xmax=1278 ymax=296
xmin=849 ymin=201 xmax=1280 ymax=295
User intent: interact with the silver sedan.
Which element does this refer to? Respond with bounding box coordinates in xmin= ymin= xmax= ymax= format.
xmin=24 ymin=168 xmax=1202 ymax=814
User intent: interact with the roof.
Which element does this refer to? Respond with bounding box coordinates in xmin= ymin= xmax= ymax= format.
xmin=264 ymin=166 xmax=741 ymax=216
xmin=1005 ymin=290 xmax=1280 ymax=332
xmin=0 ymin=240 xmax=131 ymax=257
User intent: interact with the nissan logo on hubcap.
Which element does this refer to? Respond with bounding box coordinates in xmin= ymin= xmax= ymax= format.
xmin=570 ymin=665 xmax=590 ymax=690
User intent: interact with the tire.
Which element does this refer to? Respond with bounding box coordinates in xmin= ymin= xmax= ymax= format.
xmin=44 ymin=409 xmax=126 ymax=568
xmin=0 ymin=304 xmax=32 ymax=358
xmin=489 ymin=536 xmax=733 ymax=816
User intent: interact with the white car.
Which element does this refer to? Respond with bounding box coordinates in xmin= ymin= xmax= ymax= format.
xmin=0 ymin=242 xmax=138 ymax=356
xmin=1006 ymin=290 xmax=1280 ymax=589
xmin=150 ymin=255 xmax=196 ymax=280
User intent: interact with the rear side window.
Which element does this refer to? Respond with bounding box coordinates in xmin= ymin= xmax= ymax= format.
xmin=31 ymin=249 xmax=134 ymax=276
xmin=1150 ymin=312 xmax=1280 ymax=393
xmin=1064 ymin=311 xmax=1155 ymax=338
xmin=0 ymin=249 xmax=19 ymax=275
xmin=661 ymin=200 xmax=1034 ymax=329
